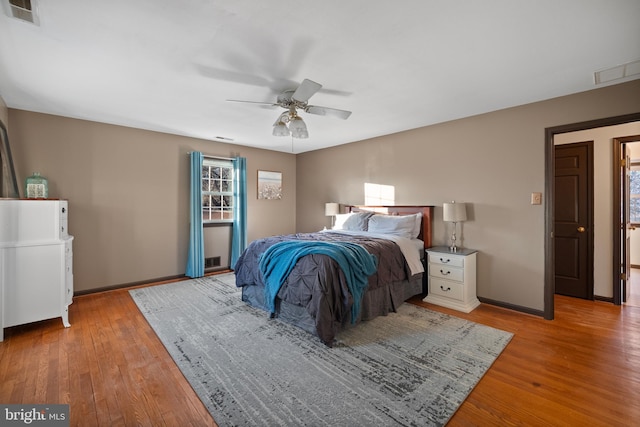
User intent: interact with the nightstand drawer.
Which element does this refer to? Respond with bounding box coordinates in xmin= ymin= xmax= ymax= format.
xmin=428 ymin=253 xmax=464 ymax=268
xmin=429 ymin=277 xmax=464 ymax=300
xmin=429 ymin=265 xmax=463 ymax=282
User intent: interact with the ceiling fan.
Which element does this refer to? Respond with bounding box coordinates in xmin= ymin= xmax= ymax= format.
xmin=227 ymin=79 xmax=352 ymax=139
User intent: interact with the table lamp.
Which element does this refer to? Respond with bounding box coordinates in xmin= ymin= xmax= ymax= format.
xmin=443 ymin=201 xmax=467 ymax=252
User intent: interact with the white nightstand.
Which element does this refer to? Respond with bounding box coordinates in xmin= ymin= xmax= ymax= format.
xmin=423 ymin=246 xmax=480 ymax=313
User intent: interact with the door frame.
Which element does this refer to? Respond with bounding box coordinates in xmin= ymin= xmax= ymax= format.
xmin=613 ymin=135 xmax=640 ymax=305
xmin=544 ymin=112 xmax=640 ymax=320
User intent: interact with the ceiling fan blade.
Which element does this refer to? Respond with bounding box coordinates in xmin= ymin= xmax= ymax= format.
xmin=226 ymin=99 xmax=279 ymax=109
xmin=292 ymin=79 xmax=322 ymax=103
xmin=197 ymin=66 xmax=271 ymax=88
xmin=305 ymin=105 xmax=352 ymax=120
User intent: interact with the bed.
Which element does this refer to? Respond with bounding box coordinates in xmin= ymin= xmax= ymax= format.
xmin=233 ymin=205 xmax=434 ymax=346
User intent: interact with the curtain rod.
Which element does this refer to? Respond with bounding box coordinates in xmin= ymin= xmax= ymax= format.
xmin=187 ymin=152 xmax=234 ymax=161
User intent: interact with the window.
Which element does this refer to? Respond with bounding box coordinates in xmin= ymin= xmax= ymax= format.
xmin=202 ymin=158 xmax=234 ymax=222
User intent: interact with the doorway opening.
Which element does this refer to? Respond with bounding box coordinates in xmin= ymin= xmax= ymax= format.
xmin=627 ymin=146 xmax=640 ymax=306
xmin=613 ymin=136 xmax=640 ymax=307
xmin=544 ymin=113 xmax=640 ymax=320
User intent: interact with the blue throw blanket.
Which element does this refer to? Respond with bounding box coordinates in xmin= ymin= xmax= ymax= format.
xmin=258 ymin=240 xmax=378 ymax=323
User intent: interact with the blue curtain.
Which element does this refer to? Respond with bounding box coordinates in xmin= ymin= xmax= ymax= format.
xmin=186 ymin=151 xmax=204 ymax=278
xmin=230 ymin=157 xmax=247 ymax=269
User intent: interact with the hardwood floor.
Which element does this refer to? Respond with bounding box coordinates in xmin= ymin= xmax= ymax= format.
xmin=1 ymin=277 xmax=639 ymax=426
xmin=411 ymin=296 xmax=640 ymax=426
xmin=626 ymin=267 xmax=640 ymax=307
xmin=0 ymin=279 xmax=216 ymax=427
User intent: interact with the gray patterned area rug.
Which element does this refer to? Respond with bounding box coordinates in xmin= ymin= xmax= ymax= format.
xmin=130 ymin=273 xmax=512 ymax=426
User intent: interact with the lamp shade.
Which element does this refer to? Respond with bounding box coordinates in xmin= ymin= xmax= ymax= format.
xmin=443 ymin=202 xmax=467 ymax=222
xmin=325 ymin=202 xmax=340 ymax=216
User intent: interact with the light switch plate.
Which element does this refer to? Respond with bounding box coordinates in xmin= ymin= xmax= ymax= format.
xmin=531 ymin=192 xmax=542 ymax=205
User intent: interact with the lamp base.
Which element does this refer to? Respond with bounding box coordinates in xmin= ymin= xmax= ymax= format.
xmin=449 ymin=221 xmax=461 ymax=253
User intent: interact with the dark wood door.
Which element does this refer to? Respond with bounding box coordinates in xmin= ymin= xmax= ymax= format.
xmin=612 ymin=135 xmax=640 ymax=305
xmin=621 ymin=143 xmax=631 ymax=302
xmin=554 ymin=142 xmax=594 ymax=299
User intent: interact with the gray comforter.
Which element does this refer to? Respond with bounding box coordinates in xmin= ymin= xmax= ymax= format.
xmin=234 ymin=231 xmax=420 ymax=344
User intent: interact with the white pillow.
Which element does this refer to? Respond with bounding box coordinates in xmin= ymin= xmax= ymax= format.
xmin=333 ymin=212 xmax=372 ymax=231
xmin=411 ymin=212 xmax=423 ymax=239
xmin=368 ymin=214 xmax=417 ymax=239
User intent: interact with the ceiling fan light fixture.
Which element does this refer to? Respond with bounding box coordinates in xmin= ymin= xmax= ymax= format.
xmin=288 ymin=116 xmax=308 ymax=139
xmin=272 ymin=120 xmax=290 ymax=137
xmin=291 ymin=128 xmax=309 ymax=139
xmin=229 ymin=78 xmax=352 ymax=141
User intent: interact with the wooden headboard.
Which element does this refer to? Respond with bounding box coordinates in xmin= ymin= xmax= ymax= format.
xmin=347 ymin=205 xmax=434 ymax=248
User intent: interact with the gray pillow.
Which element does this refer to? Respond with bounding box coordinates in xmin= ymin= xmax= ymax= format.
xmin=334 ymin=212 xmax=374 ymax=231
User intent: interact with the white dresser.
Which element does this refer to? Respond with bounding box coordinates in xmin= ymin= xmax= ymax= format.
xmin=0 ymin=199 xmax=74 ymax=341
xmin=423 ymin=246 xmax=479 ymax=313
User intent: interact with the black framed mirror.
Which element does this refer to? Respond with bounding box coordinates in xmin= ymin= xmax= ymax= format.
xmin=0 ymin=120 xmax=20 ymax=198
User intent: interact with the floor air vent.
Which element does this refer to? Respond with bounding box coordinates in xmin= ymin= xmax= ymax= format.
xmin=205 ymin=256 xmax=221 ymax=269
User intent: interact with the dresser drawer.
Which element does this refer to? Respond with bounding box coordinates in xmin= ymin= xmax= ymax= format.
xmin=428 ymin=253 xmax=464 ymax=268
xmin=64 ymin=239 xmax=73 ymax=303
xmin=60 ymin=202 xmax=68 ymax=237
xmin=429 ymin=277 xmax=464 ymax=301
xmin=65 ymin=256 xmax=73 ymax=276
xmin=66 ymin=273 xmax=73 ymax=305
xmin=429 ymin=264 xmax=463 ymax=282
xmin=59 ymin=202 xmax=68 ymax=219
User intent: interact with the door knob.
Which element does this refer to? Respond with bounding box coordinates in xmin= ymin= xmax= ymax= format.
xmin=577 ymin=226 xmax=586 ymax=233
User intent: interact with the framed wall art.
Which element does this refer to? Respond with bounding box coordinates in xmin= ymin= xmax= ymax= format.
xmin=257 ymin=170 xmax=282 ymax=200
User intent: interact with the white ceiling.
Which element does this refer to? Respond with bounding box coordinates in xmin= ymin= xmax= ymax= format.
xmin=1 ymin=1 xmax=639 ymax=154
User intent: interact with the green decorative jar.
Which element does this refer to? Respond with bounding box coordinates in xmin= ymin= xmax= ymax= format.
xmin=25 ymin=172 xmax=48 ymax=199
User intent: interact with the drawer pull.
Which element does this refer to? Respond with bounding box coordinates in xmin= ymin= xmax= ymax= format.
xmin=62 ymin=207 xmax=66 ymax=213
xmin=440 ymin=285 xmax=451 ymax=292
xmin=440 ymin=269 xmax=450 ymax=276
xmin=439 ymin=258 xmax=451 ymax=263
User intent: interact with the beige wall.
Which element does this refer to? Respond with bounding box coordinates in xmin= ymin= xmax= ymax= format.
xmin=296 ymin=80 xmax=640 ymax=312
xmin=8 ymin=110 xmax=296 ymax=292
xmin=6 ymin=80 xmax=640 ymax=306
xmin=555 ymin=122 xmax=640 ymax=298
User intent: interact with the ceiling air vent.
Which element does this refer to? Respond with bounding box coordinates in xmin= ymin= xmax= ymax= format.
xmin=6 ymin=0 xmax=38 ymax=25
xmin=594 ymin=59 xmax=640 ymax=85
